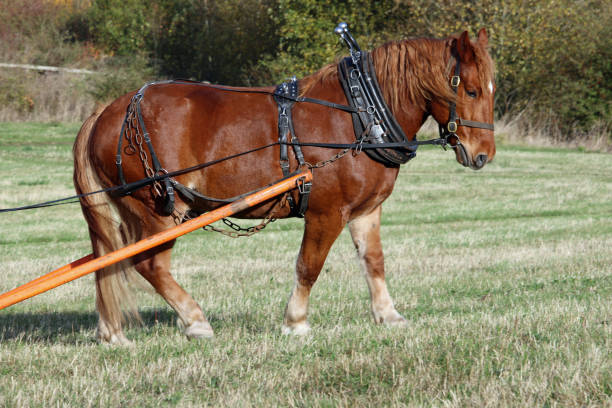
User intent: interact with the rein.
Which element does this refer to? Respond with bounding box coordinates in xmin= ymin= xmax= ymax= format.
xmin=0 ymin=138 xmax=444 ymax=214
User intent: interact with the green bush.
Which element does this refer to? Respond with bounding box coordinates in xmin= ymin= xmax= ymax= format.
xmin=0 ymin=0 xmax=84 ymax=66
xmin=89 ymin=54 xmax=155 ymax=102
xmin=252 ymin=0 xmax=400 ymax=83
xmin=152 ymin=0 xmax=279 ymax=85
xmin=0 ymin=73 xmax=33 ymax=113
xmin=86 ymin=0 xmax=152 ymax=56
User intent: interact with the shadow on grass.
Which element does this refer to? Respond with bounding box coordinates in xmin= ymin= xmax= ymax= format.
xmin=0 ymin=307 xmax=277 ymax=344
xmin=0 ymin=308 xmax=177 ymax=344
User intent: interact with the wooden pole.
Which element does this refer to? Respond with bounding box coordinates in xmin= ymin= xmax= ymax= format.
xmin=0 ymin=170 xmax=312 ymax=310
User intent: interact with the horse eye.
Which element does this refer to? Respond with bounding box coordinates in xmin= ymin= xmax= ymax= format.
xmin=466 ymin=90 xmax=478 ymax=98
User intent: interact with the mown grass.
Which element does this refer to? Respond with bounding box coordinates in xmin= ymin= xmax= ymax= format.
xmin=0 ymin=123 xmax=610 ymax=407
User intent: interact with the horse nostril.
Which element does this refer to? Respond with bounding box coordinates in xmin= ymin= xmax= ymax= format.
xmin=475 ymin=154 xmax=488 ymax=169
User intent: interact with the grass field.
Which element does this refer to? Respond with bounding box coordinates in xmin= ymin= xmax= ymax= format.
xmin=0 ymin=122 xmax=610 ymax=407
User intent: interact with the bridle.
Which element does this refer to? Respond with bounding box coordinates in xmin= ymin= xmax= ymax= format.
xmin=438 ymin=54 xmax=495 ymax=167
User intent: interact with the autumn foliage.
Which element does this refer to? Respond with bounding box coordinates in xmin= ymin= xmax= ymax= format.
xmin=0 ymin=0 xmax=610 ymax=138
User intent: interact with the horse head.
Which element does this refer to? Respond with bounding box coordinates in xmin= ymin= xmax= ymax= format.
xmin=430 ymin=29 xmax=496 ymax=170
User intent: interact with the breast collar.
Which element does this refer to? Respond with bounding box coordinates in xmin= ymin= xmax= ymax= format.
xmin=337 ymin=52 xmax=416 ymax=167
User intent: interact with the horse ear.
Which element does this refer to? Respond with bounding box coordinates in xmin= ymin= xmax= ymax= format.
xmin=456 ymin=31 xmax=475 ymax=63
xmin=477 ymin=28 xmax=488 ymax=48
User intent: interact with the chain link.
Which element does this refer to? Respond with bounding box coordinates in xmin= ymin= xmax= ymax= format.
xmin=175 ymin=206 xmax=276 ymax=238
xmin=174 ymin=135 xmax=362 ymax=237
xmin=307 ymin=147 xmax=351 ymax=169
xmin=202 ymin=215 xmax=276 ymax=238
xmin=124 ymin=97 xmax=164 ymax=197
xmin=307 ymin=134 xmax=366 ymax=169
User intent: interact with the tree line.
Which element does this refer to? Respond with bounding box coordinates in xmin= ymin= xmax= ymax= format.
xmin=1 ymin=0 xmax=610 ymax=137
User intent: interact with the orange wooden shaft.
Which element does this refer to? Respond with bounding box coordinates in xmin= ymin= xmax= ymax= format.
xmin=0 ymin=170 xmax=312 ymax=310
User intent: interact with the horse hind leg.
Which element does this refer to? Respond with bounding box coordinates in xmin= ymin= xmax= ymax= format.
xmin=131 ymin=229 xmax=214 ymax=339
xmin=348 ymin=206 xmax=407 ymax=327
xmin=85 ymin=197 xmax=212 ymax=342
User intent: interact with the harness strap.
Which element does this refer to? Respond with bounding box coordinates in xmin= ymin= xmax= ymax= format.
xmin=116 ymin=84 xmax=175 ymax=215
xmin=134 ymin=90 xmax=175 ymax=215
xmin=440 ymin=56 xmax=496 ymax=139
xmin=273 ymin=78 xmax=311 ymax=218
xmin=457 ymin=118 xmax=495 ymax=130
xmin=169 ymin=79 xmax=360 ymax=113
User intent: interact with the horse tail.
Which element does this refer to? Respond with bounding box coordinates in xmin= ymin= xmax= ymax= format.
xmin=73 ymin=105 xmax=141 ymax=335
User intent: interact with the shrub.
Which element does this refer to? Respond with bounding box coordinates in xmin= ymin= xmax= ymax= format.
xmin=153 ymin=0 xmax=279 ymax=84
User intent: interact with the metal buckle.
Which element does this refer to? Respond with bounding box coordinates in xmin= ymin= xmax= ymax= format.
xmin=450 ymin=76 xmax=460 ymax=88
xmin=447 ymin=121 xmax=457 ymax=133
xmin=297 ymin=177 xmax=312 ymax=194
xmin=279 ymin=113 xmax=289 ymax=128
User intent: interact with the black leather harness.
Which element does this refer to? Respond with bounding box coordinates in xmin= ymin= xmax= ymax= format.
xmin=337 ymin=52 xmax=416 ymax=166
xmin=273 ymin=77 xmax=311 ymax=217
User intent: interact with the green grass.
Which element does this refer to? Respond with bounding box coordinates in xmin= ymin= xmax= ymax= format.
xmin=0 ymin=122 xmax=610 ymax=407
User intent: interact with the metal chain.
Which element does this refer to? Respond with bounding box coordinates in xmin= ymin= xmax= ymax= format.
xmin=307 ymin=147 xmax=351 ymax=169
xmin=124 ymin=97 xmax=163 ymax=197
xmin=202 ymin=215 xmax=276 ymax=238
xmin=307 ymin=133 xmax=366 ymax=169
xmin=174 ymin=205 xmax=276 ymax=238
xmin=122 ymin=93 xmax=366 ymax=237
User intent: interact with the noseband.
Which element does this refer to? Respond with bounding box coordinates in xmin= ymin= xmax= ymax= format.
xmin=438 ymin=56 xmax=495 ymax=165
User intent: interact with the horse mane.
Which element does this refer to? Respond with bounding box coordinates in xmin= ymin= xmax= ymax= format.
xmin=301 ymin=35 xmax=495 ymax=114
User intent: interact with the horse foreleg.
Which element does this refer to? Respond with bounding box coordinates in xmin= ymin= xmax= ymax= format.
xmin=134 ymin=241 xmax=214 ymax=339
xmin=283 ymin=213 xmax=345 ymax=335
xmin=348 ymin=206 xmax=407 ymax=327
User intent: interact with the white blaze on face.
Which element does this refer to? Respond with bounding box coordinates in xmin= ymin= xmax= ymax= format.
xmin=488 ymin=81 xmax=494 ymax=94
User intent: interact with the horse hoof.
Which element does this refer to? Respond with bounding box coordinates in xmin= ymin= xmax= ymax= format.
xmin=185 ymin=321 xmax=214 ymax=339
xmin=97 ymin=332 xmax=132 ymax=346
xmin=382 ymin=313 xmax=408 ymax=328
xmin=375 ymin=310 xmax=408 ymax=328
xmin=282 ymin=322 xmax=311 ymax=336
xmin=386 ymin=316 xmax=408 ymax=328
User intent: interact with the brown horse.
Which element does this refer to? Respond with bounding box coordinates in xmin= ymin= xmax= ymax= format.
xmin=73 ymin=29 xmax=495 ymax=344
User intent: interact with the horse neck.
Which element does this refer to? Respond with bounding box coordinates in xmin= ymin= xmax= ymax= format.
xmin=370 ymin=38 xmax=452 ymax=138
xmin=300 ymin=38 xmax=451 ymax=139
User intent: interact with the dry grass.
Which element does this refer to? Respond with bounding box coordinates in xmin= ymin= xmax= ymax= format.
xmin=0 ymin=122 xmax=610 ymax=407
xmin=494 ymin=113 xmax=612 ymax=153
xmin=0 ymin=70 xmax=95 ymax=122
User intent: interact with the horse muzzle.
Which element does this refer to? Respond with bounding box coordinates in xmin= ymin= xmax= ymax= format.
xmin=454 ymin=143 xmax=489 ymax=170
